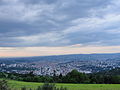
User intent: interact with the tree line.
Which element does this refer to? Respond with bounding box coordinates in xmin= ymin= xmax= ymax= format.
xmin=0 ymin=68 xmax=120 ymax=84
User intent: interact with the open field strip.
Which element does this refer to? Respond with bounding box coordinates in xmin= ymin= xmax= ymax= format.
xmin=4 ymin=79 xmax=120 ymax=90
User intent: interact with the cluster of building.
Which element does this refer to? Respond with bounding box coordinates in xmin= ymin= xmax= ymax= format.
xmin=0 ymin=59 xmax=119 ymax=76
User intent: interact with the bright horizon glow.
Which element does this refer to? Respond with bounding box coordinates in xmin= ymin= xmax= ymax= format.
xmin=1 ymin=45 xmax=120 ymax=57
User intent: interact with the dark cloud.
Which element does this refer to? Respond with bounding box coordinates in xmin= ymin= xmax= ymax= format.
xmin=22 ymin=0 xmax=57 ymax=4
xmin=0 ymin=0 xmax=120 ymax=47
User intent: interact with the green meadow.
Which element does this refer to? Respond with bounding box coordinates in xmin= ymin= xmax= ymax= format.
xmin=5 ymin=79 xmax=120 ymax=90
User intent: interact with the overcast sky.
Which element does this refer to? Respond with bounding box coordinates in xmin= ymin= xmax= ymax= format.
xmin=1 ymin=0 xmax=120 ymax=57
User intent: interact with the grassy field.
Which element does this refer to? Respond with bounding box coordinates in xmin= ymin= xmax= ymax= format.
xmin=2 ymin=79 xmax=120 ymax=90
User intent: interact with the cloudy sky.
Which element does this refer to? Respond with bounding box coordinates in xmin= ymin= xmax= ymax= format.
xmin=1 ymin=0 xmax=120 ymax=57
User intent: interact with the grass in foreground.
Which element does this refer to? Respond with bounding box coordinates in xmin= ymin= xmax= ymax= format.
xmin=2 ymin=79 xmax=120 ymax=90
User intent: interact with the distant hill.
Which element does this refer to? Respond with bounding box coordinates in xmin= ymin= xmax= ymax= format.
xmin=0 ymin=53 xmax=120 ymax=75
xmin=0 ymin=53 xmax=120 ymax=63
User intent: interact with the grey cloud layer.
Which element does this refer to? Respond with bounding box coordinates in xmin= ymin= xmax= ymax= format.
xmin=0 ymin=0 xmax=120 ymax=47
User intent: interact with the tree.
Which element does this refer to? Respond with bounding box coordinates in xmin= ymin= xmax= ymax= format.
xmin=63 ymin=69 xmax=89 ymax=83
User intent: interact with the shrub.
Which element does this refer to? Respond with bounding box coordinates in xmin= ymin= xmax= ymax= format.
xmin=0 ymin=80 xmax=10 ymax=90
xmin=21 ymin=87 xmax=27 ymax=90
xmin=36 ymin=83 xmax=68 ymax=90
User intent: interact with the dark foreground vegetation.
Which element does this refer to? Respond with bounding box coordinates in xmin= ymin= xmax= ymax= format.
xmin=0 ymin=68 xmax=120 ymax=84
xmin=0 ymin=80 xmax=68 ymax=90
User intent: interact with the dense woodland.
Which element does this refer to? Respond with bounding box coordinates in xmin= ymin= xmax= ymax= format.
xmin=0 ymin=68 xmax=120 ymax=84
